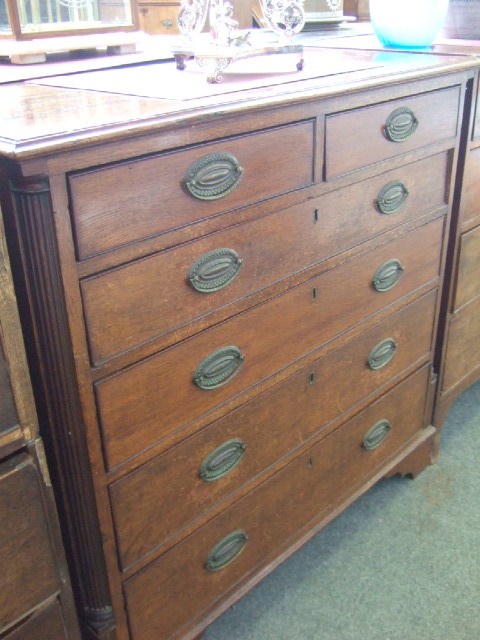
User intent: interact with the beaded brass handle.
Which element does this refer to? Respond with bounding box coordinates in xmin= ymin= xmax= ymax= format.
xmin=189 ymin=248 xmax=243 ymax=293
xmin=384 ymin=107 xmax=419 ymax=143
xmin=206 ymin=530 xmax=249 ymax=572
xmin=194 ymin=346 xmax=245 ymax=390
xmin=363 ymin=419 xmax=391 ymax=450
xmin=368 ymin=338 xmax=397 ymax=370
xmin=376 ymin=181 xmax=409 ymax=214
xmin=185 ymin=152 xmax=244 ymax=201
xmin=200 ymin=439 xmax=247 ymax=482
xmin=372 ymin=259 xmax=405 ymax=292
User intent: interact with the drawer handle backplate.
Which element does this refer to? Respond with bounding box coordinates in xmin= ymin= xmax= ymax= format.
xmin=384 ymin=107 xmax=418 ymax=143
xmin=200 ymin=438 xmax=247 ymax=482
xmin=376 ymin=180 xmax=409 ymax=214
xmin=194 ymin=345 xmax=245 ymax=390
xmin=363 ymin=419 xmax=391 ymax=450
xmin=185 ymin=152 xmax=244 ymax=201
xmin=206 ymin=530 xmax=249 ymax=572
xmin=189 ymin=248 xmax=243 ymax=293
xmin=372 ymin=258 xmax=405 ymax=292
xmin=368 ymin=338 xmax=397 ymax=370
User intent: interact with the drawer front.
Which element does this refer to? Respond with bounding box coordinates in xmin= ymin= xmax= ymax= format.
xmin=124 ymin=366 xmax=430 ymax=640
xmin=82 ymin=153 xmax=448 ymax=365
xmin=110 ymin=291 xmax=437 ymax=570
xmin=4 ymin=601 xmax=68 ymax=640
xmin=69 ymin=121 xmax=315 ymax=260
xmin=325 ymin=86 xmax=460 ymax=179
xmin=138 ymin=3 xmax=180 ymax=35
xmin=442 ymin=296 xmax=480 ymax=393
xmin=0 ymin=455 xmax=61 ymax=632
xmin=453 ymin=225 xmax=480 ymax=311
xmin=97 ymin=217 xmax=444 ymax=470
xmin=460 ymin=148 xmax=480 ymax=227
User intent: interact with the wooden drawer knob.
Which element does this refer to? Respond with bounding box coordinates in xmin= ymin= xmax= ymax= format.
xmin=185 ymin=152 xmax=244 ymax=201
xmin=200 ymin=438 xmax=247 ymax=482
xmin=194 ymin=345 xmax=245 ymax=390
xmin=206 ymin=530 xmax=249 ymax=572
xmin=368 ymin=338 xmax=397 ymax=370
xmin=372 ymin=258 xmax=405 ymax=292
xmin=384 ymin=106 xmax=419 ymax=143
xmin=188 ymin=248 xmax=243 ymax=293
xmin=376 ymin=180 xmax=409 ymax=214
xmin=363 ymin=419 xmax=391 ymax=450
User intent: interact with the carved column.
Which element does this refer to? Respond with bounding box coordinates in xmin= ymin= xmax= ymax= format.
xmin=8 ymin=176 xmax=115 ymax=639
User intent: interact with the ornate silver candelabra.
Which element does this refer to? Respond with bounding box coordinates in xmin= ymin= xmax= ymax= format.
xmin=172 ymin=0 xmax=305 ymax=83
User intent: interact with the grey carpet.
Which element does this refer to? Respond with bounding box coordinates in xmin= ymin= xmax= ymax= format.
xmin=204 ymin=379 xmax=480 ymax=640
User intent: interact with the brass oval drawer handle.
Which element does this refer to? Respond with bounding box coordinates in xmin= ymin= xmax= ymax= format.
xmin=376 ymin=180 xmax=409 ymax=214
xmin=372 ymin=258 xmax=405 ymax=292
xmin=206 ymin=530 xmax=248 ymax=572
xmin=189 ymin=248 xmax=243 ymax=293
xmin=363 ymin=419 xmax=391 ymax=450
xmin=384 ymin=107 xmax=419 ymax=143
xmin=194 ymin=345 xmax=245 ymax=390
xmin=368 ymin=337 xmax=397 ymax=370
xmin=185 ymin=152 xmax=244 ymax=201
xmin=200 ymin=438 xmax=247 ymax=482
xmin=161 ymin=19 xmax=173 ymax=28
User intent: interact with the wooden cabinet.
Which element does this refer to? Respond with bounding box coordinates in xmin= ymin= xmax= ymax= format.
xmin=0 ymin=206 xmax=80 ymax=639
xmin=435 ymin=71 xmax=480 ymax=427
xmin=0 ymin=49 xmax=477 ymax=640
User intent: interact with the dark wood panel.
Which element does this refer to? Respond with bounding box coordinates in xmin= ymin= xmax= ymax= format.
xmin=82 ymin=152 xmax=448 ymax=365
xmin=325 ymin=86 xmax=460 ymax=179
xmin=69 ymin=120 xmax=315 ymax=260
xmin=0 ymin=338 xmax=19 ymax=434
xmin=0 ymin=453 xmax=61 ymax=633
xmin=459 ymin=147 xmax=480 ymax=227
xmin=124 ymin=366 xmax=430 ymax=640
xmin=97 ymin=216 xmax=445 ymax=471
xmin=110 ymin=290 xmax=437 ymax=571
xmin=453 ymin=224 xmax=480 ymax=310
xmin=4 ymin=600 xmax=68 ymax=640
xmin=442 ymin=295 xmax=480 ymax=393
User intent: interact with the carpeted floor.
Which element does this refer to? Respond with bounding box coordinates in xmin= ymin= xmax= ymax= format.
xmin=204 ymin=379 xmax=480 ymax=640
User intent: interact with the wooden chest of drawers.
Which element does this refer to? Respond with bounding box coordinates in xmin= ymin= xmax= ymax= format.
xmin=0 ymin=48 xmax=477 ymax=640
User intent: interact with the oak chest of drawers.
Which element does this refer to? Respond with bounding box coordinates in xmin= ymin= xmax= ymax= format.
xmin=0 ymin=48 xmax=477 ymax=640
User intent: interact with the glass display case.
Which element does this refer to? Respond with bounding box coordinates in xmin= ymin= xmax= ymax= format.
xmin=0 ymin=0 xmax=136 ymax=39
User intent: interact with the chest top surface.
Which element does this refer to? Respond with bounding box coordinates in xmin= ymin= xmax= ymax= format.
xmin=0 ymin=46 xmax=478 ymax=160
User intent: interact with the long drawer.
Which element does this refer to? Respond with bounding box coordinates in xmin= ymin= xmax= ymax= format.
xmin=96 ymin=217 xmax=445 ymax=470
xmin=68 ymin=120 xmax=315 ymax=260
xmin=82 ymin=153 xmax=448 ymax=365
xmin=325 ymin=86 xmax=460 ymax=179
xmin=110 ymin=290 xmax=437 ymax=571
xmin=124 ymin=366 xmax=430 ymax=640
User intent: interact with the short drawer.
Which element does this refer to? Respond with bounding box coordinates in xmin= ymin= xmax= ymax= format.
xmin=4 ymin=601 xmax=68 ymax=640
xmin=124 ymin=366 xmax=430 ymax=640
xmin=325 ymin=86 xmax=460 ymax=179
xmin=69 ymin=120 xmax=315 ymax=260
xmin=442 ymin=295 xmax=480 ymax=393
xmin=453 ymin=225 xmax=480 ymax=311
xmin=460 ymin=147 xmax=480 ymax=227
xmin=97 ymin=217 xmax=444 ymax=470
xmin=0 ymin=454 xmax=61 ymax=632
xmin=110 ymin=290 xmax=437 ymax=570
xmin=82 ymin=152 xmax=448 ymax=365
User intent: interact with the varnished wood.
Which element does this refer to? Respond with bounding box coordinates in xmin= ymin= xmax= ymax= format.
xmin=81 ymin=152 xmax=448 ymax=365
xmin=97 ymin=217 xmax=445 ymax=470
xmin=0 ymin=49 xmax=475 ymax=640
xmin=124 ymin=367 xmax=430 ymax=640
xmin=110 ymin=290 xmax=437 ymax=574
